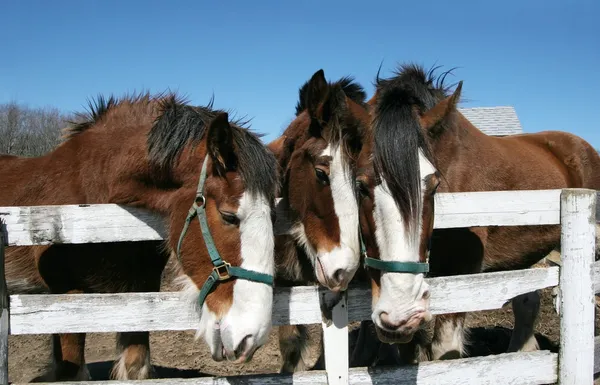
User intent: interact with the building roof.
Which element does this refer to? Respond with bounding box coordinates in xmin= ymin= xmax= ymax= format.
xmin=458 ymin=106 xmax=523 ymax=136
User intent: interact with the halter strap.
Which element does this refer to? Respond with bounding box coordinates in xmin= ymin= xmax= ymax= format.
xmin=176 ymin=155 xmax=274 ymax=307
xmin=358 ymin=222 xmax=429 ymax=274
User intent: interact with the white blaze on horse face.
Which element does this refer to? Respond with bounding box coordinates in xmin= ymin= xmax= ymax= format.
xmin=311 ymin=143 xmax=360 ymax=291
xmin=371 ymin=151 xmax=436 ymax=332
xmin=220 ymin=191 xmax=274 ymax=358
xmin=190 ymin=191 xmax=274 ymax=361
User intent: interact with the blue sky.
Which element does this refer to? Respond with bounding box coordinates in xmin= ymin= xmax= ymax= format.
xmin=1 ymin=0 xmax=599 ymax=147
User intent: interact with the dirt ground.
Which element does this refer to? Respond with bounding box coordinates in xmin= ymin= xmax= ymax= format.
xmin=6 ymin=261 xmax=594 ymax=383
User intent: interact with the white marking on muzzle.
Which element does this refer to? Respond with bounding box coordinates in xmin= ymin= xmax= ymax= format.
xmin=372 ymin=150 xmax=435 ymax=327
xmin=175 ymin=192 xmax=274 ymax=360
xmin=220 ymin=192 xmax=274 ymax=354
xmin=292 ymin=143 xmax=360 ymax=289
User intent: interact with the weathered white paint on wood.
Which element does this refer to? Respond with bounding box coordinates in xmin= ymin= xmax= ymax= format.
xmin=8 ymin=267 xmax=558 ymax=335
xmin=594 ymin=335 xmax=600 ymax=374
xmin=0 ymin=227 xmax=8 ymax=385
xmin=559 ymin=189 xmax=596 ymax=385
xmin=433 ymin=189 xmax=562 ymax=228
xmin=597 ymin=191 xmax=600 ymax=222
xmin=322 ymin=292 xmax=349 ymax=385
xmin=19 ymin=351 xmax=557 ymax=385
xmin=0 ymin=189 xmax=576 ymax=246
xmin=347 ymin=266 xmax=559 ymax=323
xmin=593 ymin=260 xmax=600 ymax=294
xmin=349 ymin=351 xmax=557 ymax=385
xmin=0 ymin=204 xmax=166 ymax=246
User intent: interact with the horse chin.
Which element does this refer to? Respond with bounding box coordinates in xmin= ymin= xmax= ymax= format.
xmin=375 ymin=326 xmax=415 ymax=345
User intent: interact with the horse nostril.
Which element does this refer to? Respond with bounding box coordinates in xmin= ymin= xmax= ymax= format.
xmin=333 ymin=269 xmax=345 ymax=285
xmin=422 ymin=290 xmax=430 ymax=300
xmin=234 ymin=334 xmax=252 ymax=358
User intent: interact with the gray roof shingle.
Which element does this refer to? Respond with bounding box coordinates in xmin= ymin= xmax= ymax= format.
xmin=458 ymin=106 xmax=523 ymax=136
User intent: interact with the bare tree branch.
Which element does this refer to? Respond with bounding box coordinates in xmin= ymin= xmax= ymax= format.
xmin=0 ymin=102 xmax=68 ymax=157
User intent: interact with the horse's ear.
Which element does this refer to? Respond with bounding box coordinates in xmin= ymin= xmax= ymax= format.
xmin=268 ymin=135 xmax=296 ymax=168
xmin=420 ymin=81 xmax=463 ymax=136
xmin=305 ymin=69 xmax=328 ymax=119
xmin=308 ymin=84 xmax=348 ymax=139
xmin=207 ymin=112 xmax=237 ymax=175
xmin=302 ymin=70 xmax=348 ymax=137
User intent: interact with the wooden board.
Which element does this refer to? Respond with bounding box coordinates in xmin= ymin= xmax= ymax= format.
xmin=0 ymin=226 xmax=8 ymax=385
xmin=0 ymin=189 xmax=571 ymax=246
xmin=558 ymin=189 xmax=596 ymax=384
xmin=18 ymin=351 xmax=557 ymax=385
xmin=8 ymin=267 xmax=559 ymax=335
xmin=0 ymin=204 xmax=166 ymax=246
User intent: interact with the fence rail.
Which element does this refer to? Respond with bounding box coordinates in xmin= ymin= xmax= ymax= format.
xmin=4 ymin=189 xmax=599 ymax=247
xmin=19 ymin=351 xmax=558 ymax=385
xmin=0 ymin=188 xmax=598 ymax=385
xmin=9 ymin=266 xmax=559 ymax=335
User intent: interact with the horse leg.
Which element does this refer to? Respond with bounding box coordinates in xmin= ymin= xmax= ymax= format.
xmin=110 ymin=331 xmax=154 ymax=380
xmin=108 ymin=242 xmax=165 ymax=380
xmin=507 ymin=291 xmax=540 ymax=352
xmin=31 ymin=332 xmax=90 ymax=382
xmin=56 ymin=332 xmax=90 ymax=380
xmin=278 ymin=324 xmax=322 ymax=373
xmin=349 ymin=320 xmax=380 ymax=367
xmin=32 ymin=286 xmax=90 ymax=382
xmin=431 ymin=313 xmax=467 ymax=360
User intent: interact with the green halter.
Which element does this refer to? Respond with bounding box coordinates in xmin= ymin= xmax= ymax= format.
xmin=359 ymin=222 xmax=430 ymax=275
xmin=176 ymin=155 xmax=274 ymax=308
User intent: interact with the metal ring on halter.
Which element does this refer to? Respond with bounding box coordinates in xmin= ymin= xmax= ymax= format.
xmin=213 ymin=262 xmax=232 ymax=280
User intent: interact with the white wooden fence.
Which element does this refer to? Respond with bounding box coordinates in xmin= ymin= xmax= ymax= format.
xmin=0 ymin=188 xmax=598 ymax=385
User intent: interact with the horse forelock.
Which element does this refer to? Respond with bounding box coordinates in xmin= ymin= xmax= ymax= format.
xmin=287 ymin=77 xmax=368 ymax=180
xmin=372 ymin=64 xmax=443 ymax=231
xmin=148 ymin=95 xmax=279 ymax=203
xmin=295 ymin=75 xmax=368 ymax=117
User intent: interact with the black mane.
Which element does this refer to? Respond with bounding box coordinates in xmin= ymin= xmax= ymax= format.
xmin=295 ymin=75 xmax=367 ymax=116
xmin=149 ymin=95 xmax=278 ymax=201
xmin=373 ymin=63 xmax=453 ymax=230
xmin=65 ymin=92 xmax=151 ymax=138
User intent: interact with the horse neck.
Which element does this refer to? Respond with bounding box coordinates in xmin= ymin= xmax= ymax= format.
xmin=430 ymin=113 xmax=496 ymax=188
xmin=0 ymin=122 xmax=200 ymax=214
xmin=80 ymin=102 xmax=205 ymax=214
xmin=0 ymin=141 xmax=85 ymax=206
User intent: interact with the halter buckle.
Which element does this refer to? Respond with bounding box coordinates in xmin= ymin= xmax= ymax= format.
xmin=195 ymin=194 xmax=206 ymax=207
xmin=213 ymin=262 xmax=231 ymax=280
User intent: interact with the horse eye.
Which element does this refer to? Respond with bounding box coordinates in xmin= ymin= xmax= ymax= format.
xmin=220 ymin=211 xmax=240 ymax=226
xmin=315 ymin=168 xmax=330 ymax=185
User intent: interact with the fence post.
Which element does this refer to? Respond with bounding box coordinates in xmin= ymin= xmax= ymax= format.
xmin=322 ymin=292 xmax=349 ymax=385
xmin=559 ymin=188 xmax=596 ymax=384
xmin=0 ymin=221 xmax=8 ymax=385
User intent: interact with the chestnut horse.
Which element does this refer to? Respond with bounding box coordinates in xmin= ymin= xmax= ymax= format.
xmin=0 ymin=94 xmax=279 ymax=381
xmin=268 ymin=69 xmax=369 ymax=372
xmin=362 ymin=63 xmax=600 ymax=361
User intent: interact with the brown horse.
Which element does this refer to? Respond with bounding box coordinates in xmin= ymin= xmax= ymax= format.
xmin=361 ymin=63 xmax=600 ymax=360
xmin=268 ymin=69 xmax=370 ymax=372
xmin=0 ymin=93 xmax=279 ymax=381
